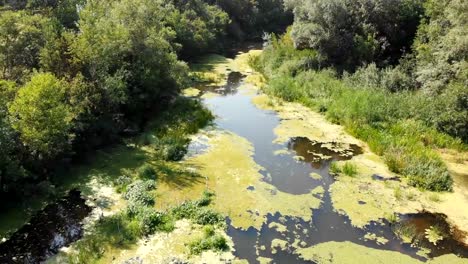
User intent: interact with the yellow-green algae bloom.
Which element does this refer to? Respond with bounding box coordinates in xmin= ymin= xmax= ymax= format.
xmin=184 ymin=132 xmax=322 ymax=230
xmin=295 ymin=241 xmax=468 ymax=264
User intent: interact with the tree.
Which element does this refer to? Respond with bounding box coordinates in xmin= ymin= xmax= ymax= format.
xmin=0 ymin=79 xmax=26 ymax=193
xmin=167 ymin=0 xmax=230 ymax=58
xmin=0 ymin=10 xmax=50 ymax=81
xmin=413 ymin=0 xmax=468 ymax=93
xmin=8 ymin=72 xmax=75 ymax=159
xmin=285 ymin=0 xmax=424 ymax=71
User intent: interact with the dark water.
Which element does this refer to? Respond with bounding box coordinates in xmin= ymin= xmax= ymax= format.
xmin=0 ymin=190 xmax=92 ymax=264
xmin=195 ymin=58 xmax=468 ymax=262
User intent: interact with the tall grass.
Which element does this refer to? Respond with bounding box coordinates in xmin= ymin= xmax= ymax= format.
xmin=251 ymin=34 xmax=466 ymax=191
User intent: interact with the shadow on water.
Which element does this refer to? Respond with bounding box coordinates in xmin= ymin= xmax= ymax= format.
xmin=0 ymin=190 xmax=91 ymax=264
xmin=197 ymin=56 xmax=468 ymax=262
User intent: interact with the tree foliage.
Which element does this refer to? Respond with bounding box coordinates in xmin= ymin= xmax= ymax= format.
xmin=285 ymin=0 xmax=424 ymax=70
xmin=8 ymin=72 xmax=75 ymax=159
xmin=413 ymin=0 xmax=468 ymax=93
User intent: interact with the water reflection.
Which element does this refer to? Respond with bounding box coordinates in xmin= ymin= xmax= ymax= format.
xmin=0 ymin=190 xmax=91 ymax=263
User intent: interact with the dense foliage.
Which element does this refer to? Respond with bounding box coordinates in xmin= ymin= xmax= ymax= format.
xmin=0 ymin=0 xmax=289 ymax=200
xmin=252 ymin=0 xmax=467 ymax=191
xmin=285 ymin=0 xmax=424 ymax=71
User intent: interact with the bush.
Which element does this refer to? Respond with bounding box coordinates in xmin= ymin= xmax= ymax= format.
xmin=124 ymin=180 xmax=156 ymax=208
xmin=136 ymin=207 xmax=174 ymax=235
xmin=194 ymin=208 xmax=224 ymax=225
xmin=137 ymin=164 xmax=157 ymax=179
xmin=188 ymin=225 xmax=228 ymax=255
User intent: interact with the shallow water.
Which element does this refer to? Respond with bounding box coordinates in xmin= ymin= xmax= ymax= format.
xmin=192 ymin=51 xmax=468 ymax=262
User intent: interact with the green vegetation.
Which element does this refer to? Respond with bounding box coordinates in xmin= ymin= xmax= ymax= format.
xmin=329 ymin=161 xmax=357 ymax=177
xmin=329 ymin=162 xmax=341 ymax=175
xmin=188 ymin=225 xmax=229 ymax=255
xmin=0 ymin=0 xmax=289 ymax=205
xmin=251 ymin=0 xmax=467 ymax=191
xmin=342 ymin=162 xmax=358 ymax=177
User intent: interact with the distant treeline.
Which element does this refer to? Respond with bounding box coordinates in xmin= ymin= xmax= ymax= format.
xmin=0 ymin=0 xmax=291 ymax=199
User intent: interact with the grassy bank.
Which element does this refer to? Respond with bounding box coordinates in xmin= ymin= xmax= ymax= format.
xmin=250 ymin=34 xmax=466 ymax=192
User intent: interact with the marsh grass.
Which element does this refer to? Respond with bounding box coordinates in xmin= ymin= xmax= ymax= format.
xmin=342 ymin=162 xmax=358 ymax=177
xmin=394 ymin=187 xmax=403 ymax=200
xmin=329 ymin=161 xmax=341 ymax=175
xmin=428 ymin=193 xmax=441 ymax=203
xmin=250 ymin=34 xmax=466 ymax=192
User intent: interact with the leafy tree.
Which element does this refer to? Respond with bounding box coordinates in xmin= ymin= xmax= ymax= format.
xmin=0 ymin=10 xmax=50 ymax=81
xmin=413 ymin=0 xmax=468 ymax=93
xmin=8 ymin=72 xmax=75 ymax=159
xmin=285 ymin=0 xmax=423 ymax=70
xmin=206 ymin=0 xmax=292 ymax=40
xmin=72 ymin=0 xmax=188 ymax=117
xmin=167 ymin=0 xmax=230 ymax=58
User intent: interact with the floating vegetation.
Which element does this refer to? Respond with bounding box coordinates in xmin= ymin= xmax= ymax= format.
xmin=425 ymin=226 xmax=445 ymax=246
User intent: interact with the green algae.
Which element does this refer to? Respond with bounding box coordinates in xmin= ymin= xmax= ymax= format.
xmin=295 ymin=238 xmax=468 ymax=264
xmin=257 ymin=256 xmax=273 ymax=264
xmin=185 ymin=132 xmax=322 ymax=230
xmin=268 ymin=222 xmax=288 ymax=233
xmin=330 ymin=173 xmax=397 ymax=227
xmin=363 ymin=232 xmax=389 ymax=245
xmin=309 ymin=172 xmax=322 ymax=180
xmin=271 ymin=238 xmax=288 ymax=254
xmin=296 ymin=241 xmax=421 ymax=264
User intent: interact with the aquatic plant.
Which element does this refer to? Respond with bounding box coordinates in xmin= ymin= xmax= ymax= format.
xmin=428 ymin=193 xmax=441 ymax=203
xmin=393 ymin=222 xmax=419 ymax=244
xmin=425 ymin=225 xmax=444 ymax=245
xmin=342 ymin=162 xmax=358 ymax=177
xmin=329 ymin=161 xmax=341 ymax=175
xmin=394 ymin=187 xmax=403 ymax=201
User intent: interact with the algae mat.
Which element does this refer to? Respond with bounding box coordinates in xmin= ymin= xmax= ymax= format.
xmin=184 ymin=132 xmax=323 ymax=230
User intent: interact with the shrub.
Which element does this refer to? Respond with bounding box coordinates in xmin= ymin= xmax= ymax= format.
xmin=188 ymin=225 xmax=228 ymax=255
xmin=154 ymin=135 xmax=190 ymax=161
xmin=124 ymin=180 xmax=156 ymax=207
xmin=136 ymin=207 xmax=174 ymax=235
xmin=137 ymin=164 xmax=157 ymax=179
xmin=194 ymin=208 xmax=224 ymax=225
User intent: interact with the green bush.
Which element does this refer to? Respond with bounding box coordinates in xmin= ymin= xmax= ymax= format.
xmin=137 ymin=164 xmax=157 ymax=179
xmin=124 ymin=180 xmax=156 ymax=208
xmin=136 ymin=207 xmax=174 ymax=235
xmin=194 ymin=208 xmax=225 ymax=225
xmin=188 ymin=225 xmax=228 ymax=255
